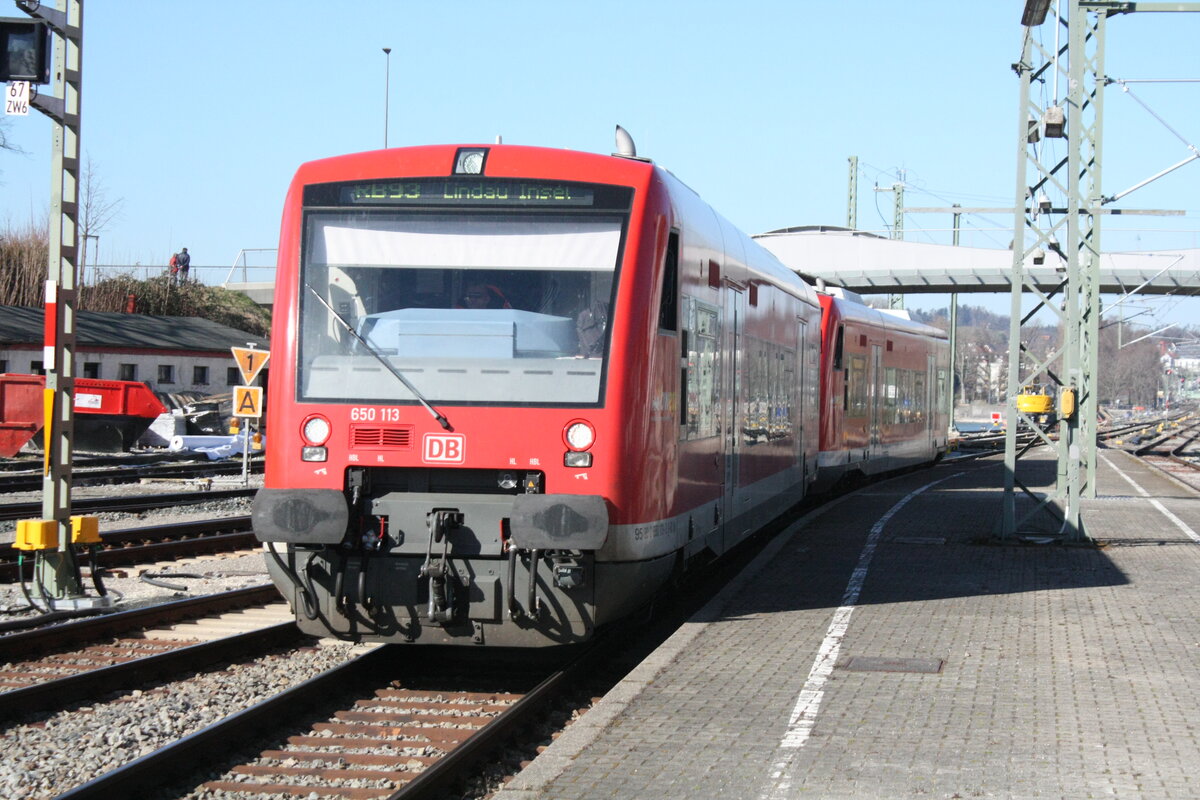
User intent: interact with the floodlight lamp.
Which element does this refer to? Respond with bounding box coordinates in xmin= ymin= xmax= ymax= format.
xmin=1043 ymin=106 xmax=1066 ymax=139
xmin=1021 ymin=0 xmax=1051 ymax=26
xmin=1032 ymin=247 xmax=1046 ymax=265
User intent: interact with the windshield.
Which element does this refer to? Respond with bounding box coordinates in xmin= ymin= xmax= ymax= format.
xmin=298 ymin=210 xmax=625 ymax=405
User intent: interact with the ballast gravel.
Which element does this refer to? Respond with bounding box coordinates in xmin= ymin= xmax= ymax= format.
xmin=0 ymin=474 xmax=378 ymax=800
xmin=1 ymin=640 xmax=370 ymax=800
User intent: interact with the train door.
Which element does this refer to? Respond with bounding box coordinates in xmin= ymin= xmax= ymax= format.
xmin=869 ymin=344 xmax=883 ymax=459
xmin=721 ymin=287 xmax=743 ymax=536
xmin=796 ymin=320 xmax=808 ymax=468
xmin=926 ymin=353 xmax=936 ymax=453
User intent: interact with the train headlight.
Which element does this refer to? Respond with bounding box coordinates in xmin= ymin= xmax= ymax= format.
xmin=301 ymin=446 xmax=327 ymax=462
xmin=454 ymin=147 xmax=488 ymax=175
xmin=301 ymin=415 xmax=331 ymax=446
xmin=563 ymin=420 xmax=595 ymax=451
xmin=564 ymin=451 xmax=593 ymax=467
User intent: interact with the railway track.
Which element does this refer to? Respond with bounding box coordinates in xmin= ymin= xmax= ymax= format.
xmin=49 ymin=637 xmax=610 ymax=800
xmin=0 ymin=585 xmax=291 ymax=719
xmin=0 ymin=451 xmax=207 ymax=473
xmin=0 ymin=515 xmax=256 ymax=583
xmin=952 ymin=410 xmax=1189 ymax=454
xmin=1132 ymin=415 xmax=1200 ymax=491
xmin=0 ymin=487 xmax=256 ymax=522
xmin=0 ymin=457 xmax=263 ymax=493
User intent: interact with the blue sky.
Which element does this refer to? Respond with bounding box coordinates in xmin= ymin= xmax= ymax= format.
xmin=1 ymin=1 xmax=1197 ymax=324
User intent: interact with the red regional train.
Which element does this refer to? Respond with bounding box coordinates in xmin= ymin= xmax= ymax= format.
xmin=252 ymin=138 xmax=947 ymax=647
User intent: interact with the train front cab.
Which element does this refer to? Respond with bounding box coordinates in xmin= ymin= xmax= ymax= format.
xmin=251 ymin=146 xmax=663 ymax=647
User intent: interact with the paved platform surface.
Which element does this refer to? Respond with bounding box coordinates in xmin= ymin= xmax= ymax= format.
xmin=495 ymin=448 xmax=1200 ymax=799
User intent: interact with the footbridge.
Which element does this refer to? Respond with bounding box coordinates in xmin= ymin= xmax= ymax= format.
xmin=753 ymin=227 xmax=1200 ymax=297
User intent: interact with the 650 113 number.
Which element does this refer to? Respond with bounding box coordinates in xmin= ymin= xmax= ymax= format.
xmin=349 ymin=407 xmax=403 ymax=423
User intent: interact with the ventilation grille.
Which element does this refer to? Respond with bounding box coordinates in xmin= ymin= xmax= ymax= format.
xmin=351 ymin=425 xmax=414 ymax=449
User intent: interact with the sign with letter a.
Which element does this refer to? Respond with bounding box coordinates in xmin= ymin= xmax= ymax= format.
xmin=234 ymin=386 xmax=264 ymax=418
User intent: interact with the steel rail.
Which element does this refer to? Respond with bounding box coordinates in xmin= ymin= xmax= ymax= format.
xmin=0 ymin=452 xmax=204 ymax=473
xmin=0 ymin=487 xmax=256 ymax=521
xmin=84 ymin=514 xmax=252 ymax=547
xmin=0 ymin=459 xmax=262 ymax=493
xmin=1134 ymin=419 xmax=1200 ymax=457
xmin=384 ymin=640 xmax=604 ymax=800
xmin=0 ymin=584 xmax=279 ymax=658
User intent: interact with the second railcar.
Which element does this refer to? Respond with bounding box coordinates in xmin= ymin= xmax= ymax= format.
xmin=253 ymin=142 xmax=822 ymax=647
xmin=812 ymin=292 xmax=951 ymax=491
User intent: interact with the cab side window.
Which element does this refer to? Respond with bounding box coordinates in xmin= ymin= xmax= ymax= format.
xmin=658 ymin=231 xmax=679 ymax=332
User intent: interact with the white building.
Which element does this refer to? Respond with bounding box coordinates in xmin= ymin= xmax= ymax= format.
xmin=0 ymin=305 xmax=269 ymax=395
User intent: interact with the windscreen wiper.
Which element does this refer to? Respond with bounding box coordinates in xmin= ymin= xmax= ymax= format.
xmin=305 ymin=284 xmax=452 ymax=431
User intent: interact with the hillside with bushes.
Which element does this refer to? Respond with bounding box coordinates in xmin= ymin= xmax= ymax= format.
xmin=0 ymin=223 xmax=270 ymax=336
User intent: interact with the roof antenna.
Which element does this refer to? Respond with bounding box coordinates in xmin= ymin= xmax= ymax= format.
xmin=495 ymin=135 xmax=503 ymax=144
xmin=614 ymin=125 xmax=636 ymax=158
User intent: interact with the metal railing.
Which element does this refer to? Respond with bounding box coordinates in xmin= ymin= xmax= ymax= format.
xmin=78 ymin=248 xmax=278 ymax=287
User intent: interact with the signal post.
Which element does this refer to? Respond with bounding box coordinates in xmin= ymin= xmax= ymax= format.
xmin=5 ymin=0 xmax=107 ymax=609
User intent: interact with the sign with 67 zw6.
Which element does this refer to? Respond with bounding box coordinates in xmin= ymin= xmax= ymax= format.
xmin=6 ymin=82 xmax=30 ymax=116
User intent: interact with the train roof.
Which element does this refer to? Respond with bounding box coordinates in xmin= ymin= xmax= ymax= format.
xmin=819 ymin=293 xmax=948 ymax=340
xmin=652 ymin=166 xmax=821 ymax=310
xmin=289 ymin=143 xmax=658 ymax=191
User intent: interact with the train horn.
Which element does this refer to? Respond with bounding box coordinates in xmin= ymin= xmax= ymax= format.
xmin=614 ymin=125 xmax=637 ymax=158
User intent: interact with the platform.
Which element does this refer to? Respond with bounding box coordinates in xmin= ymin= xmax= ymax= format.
xmin=496 ymin=448 xmax=1200 ymax=799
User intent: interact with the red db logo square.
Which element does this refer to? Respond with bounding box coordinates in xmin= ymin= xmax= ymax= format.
xmin=423 ymin=433 xmax=465 ymax=464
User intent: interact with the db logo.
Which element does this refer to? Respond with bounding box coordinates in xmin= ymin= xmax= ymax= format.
xmin=423 ymin=433 xmax=465 ymax=464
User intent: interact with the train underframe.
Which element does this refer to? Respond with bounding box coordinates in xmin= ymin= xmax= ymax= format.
xmin=255 ymin=481 xmax=675 ymax=647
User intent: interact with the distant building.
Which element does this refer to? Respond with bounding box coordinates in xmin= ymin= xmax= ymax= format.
xmin=0 ymin=305 xmax=268 ymax=394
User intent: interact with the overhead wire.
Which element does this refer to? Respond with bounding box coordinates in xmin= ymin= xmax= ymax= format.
xmin=863 ymin=159 xmax=1014 ymax=249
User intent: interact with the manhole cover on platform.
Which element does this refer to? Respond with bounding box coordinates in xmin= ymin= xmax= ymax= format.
xmin=839 ymin=656 xmax=944 ymax=674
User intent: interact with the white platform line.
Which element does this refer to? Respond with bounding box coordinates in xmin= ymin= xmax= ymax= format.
xmin=1100 ymin=452 xmax=1200 ymax=543
xmin=761 ymin=472 xmax=963 ymax=798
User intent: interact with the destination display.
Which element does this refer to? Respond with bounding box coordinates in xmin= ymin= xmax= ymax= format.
xmin=338 ymin=179 xmax=596 ymax=207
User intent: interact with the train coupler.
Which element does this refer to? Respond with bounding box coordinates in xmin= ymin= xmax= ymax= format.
xmin=420 ymin=509 xmax=463 ymax=624
xmin=505 ymin=547 xmax=544 ymax=622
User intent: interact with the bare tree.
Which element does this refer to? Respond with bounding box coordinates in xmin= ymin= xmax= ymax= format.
xmin=1098 ymin=320 xmax=1169 ymax=406
xmin=79 ymin=155 xmax=123 ymax=282
xmin=0 ymin=118 xmax=15 ymax=152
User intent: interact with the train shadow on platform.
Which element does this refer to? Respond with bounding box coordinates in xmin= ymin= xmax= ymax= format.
xmin=715 ymin=456 xmax=1132 ymax=619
